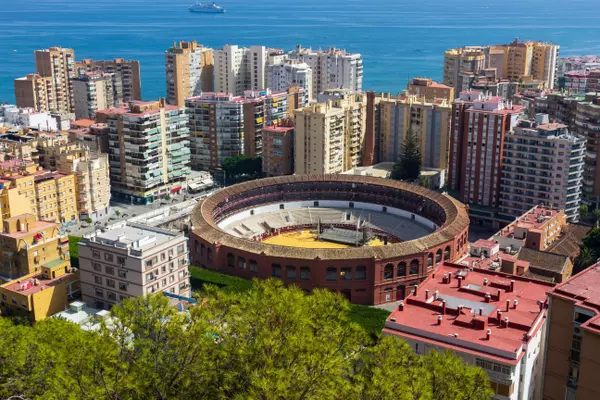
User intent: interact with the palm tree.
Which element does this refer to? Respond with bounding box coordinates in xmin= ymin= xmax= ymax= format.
xmin=575 ymin=247 xmax=595 ymax=275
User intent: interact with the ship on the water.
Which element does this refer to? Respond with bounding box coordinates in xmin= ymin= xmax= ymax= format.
xmin=189 ymin=2 xmax=226 ymax=13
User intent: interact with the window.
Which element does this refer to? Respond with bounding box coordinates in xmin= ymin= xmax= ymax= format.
xmin=107 ymin=291 xmax=117 ymax=301
xmin=410 ymin=260 xmax=419 ymax=275
xmin=93 ymin=263 xmax=101 ymax=272
xmin=300 ymin=266 xmax=310 ymax=280
xmin=227 ymin=253 xmax=234 ymax=268
xmin=427 ymin=253 xmax=433 ymax=267
xmin=272 ymin=264 xmax=282 ymax=277
xmin=177 ymin=244 xmax=185 ymax=254
xmin=571 ymin=335 xmax=582 ymax=362
xmin=383 ymin=264 xmax=393 ymax=280
xmin=119 ymin=282 xmax=127 ymax=291
xmin=105 ymin=266 xmax=114 ymax=275
xmin=397 ymin=262 xmax=407 ymax=277
xmin=286 ymin=265 xmax=296 ymax=279
xmin=104 ymin=253 xmax=114 ymax=262
xmin=341 ymin=267 xmax=352 ymax=280
xmin=200 ymin=243 xmax=205 ymax=256
xmin=92 ymin=250 xmax=100 ymax=259
xmin=326 ymin=267 xmax=337 ymax=281
xmin=117 ymin=256 xmax=126 ymax=264
xmin=118 ymin=270 xmax=127 ymax=278
xmin=106 ymin=279 xmax=115 ymax=288
xmin=95 ymin=288 xmax=104 ymax=297
xmin=249 ymin=260 xmax=258 ymax=273
xmin=435 ymin=249 xmax=442 ymax=264
xmin=238 ymin=256 xmax=246 ymax=270
xmin=94 ymin=276 xmax=102 ymax=284
xmin=355 ymin=266 xmax=366 ymax=280
xmin=279 ymin=204 xmax=284 ymax=210
xmin=444 ymin=246 xmax=451 ymax=261
xmin=161 ymin=253 xmax=166 ymax=261
xmin=145 ymin=259 xmax=153 ymax=268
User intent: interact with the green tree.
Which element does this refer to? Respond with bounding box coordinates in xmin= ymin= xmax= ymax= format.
xmin=580 ymin=205 xmax=589 ymax=218
xmin=593 ymin=208 xmax=600 ymax=225
xmin=575 ymin=246 xmax=596 ymax=275
xmin=68 ymin=236 xmax=82 ymax=269
xmin=391 ymin=129 xmax=421 ymax=181
xmin=221 ymin=155 xmax=262 ymax=181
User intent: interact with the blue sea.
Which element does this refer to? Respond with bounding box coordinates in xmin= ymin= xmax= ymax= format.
xmin=2 ymin=0 xmax=600 ymax=103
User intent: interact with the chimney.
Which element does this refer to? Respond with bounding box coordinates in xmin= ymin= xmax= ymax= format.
xmin=443 ymin=273 xmax=448 ymax=283
xmin=432 ymin=272 xmax=436 ymax=278
xmin=514 ymin=299 xmax=518 ymax=309
xmin=438 ymin=315 xmax=443 ymax=325
xmin=434 ymin=290 xmax=439 ymax=300
xmin=448 ymin=273 xmax=452 ymax=284
xmin=484 ymin=278 xmax=489 ymax=286
xmin=457 ymin=275 xmax=463 ymax=288
xmin=497 ymin=289 xmax=502 ymax=301
xmin=506 ymin=299 xmax=510 ymax=312
xmin=486 ymin=329 xmax=492 ymax=340
xmin=510 ymin=280 xmax=515 ymax=292
xmin=479 ymin=308 xmax=483 ymax=316
xmin=413 ymin=285 xmax=418 ymax=297
xmin=504 ymin=317 xmax=509 ymax=328
xmin=497 ymin=310 xmax=502 ymax=322
xmin=442 ymin=300 xmax=447 ymax=315
xmin=458 ymin=305 xmax=464 ymax=314
xmin=425 ymin=289 xmax=430 ymax=300
xmin=398 ymin=301 xmax=405 ymax=311
xmin=485 ymin=293 xmax=491 ymax=303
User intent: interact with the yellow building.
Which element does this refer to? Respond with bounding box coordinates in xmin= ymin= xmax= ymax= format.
xmin=0 ymin=160 xmax=78 ymax=224
xmin=377 ymin=94 xmax=451 ymax=170
xmin=0 ymin=259 xmax=79 ymax=322
xmin=0 ymin=214 xmax=69 ymax=279
xmin=443 ymin=46 xmax=487 ymax=88
xmin=166 ymin=40 xmax=214 ymax=106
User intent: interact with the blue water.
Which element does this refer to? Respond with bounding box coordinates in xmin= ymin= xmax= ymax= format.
xmin=2 ymin=0 xmax=600 ymax=103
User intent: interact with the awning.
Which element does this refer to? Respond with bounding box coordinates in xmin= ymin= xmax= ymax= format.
xmin=171 ymin=186 xmax=182 ymax=193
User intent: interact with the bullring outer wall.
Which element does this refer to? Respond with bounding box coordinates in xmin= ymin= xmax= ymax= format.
xmin=189 ymin=174 xmax=470 ymax=305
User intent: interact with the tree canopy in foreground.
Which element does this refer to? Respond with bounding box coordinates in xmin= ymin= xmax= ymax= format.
xmin=0 ymin=279 xmax=493 ymax=400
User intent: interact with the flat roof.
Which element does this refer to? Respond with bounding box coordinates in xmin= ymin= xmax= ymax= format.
xmin=551 ymin=262 xmax=600 ymax=334
xmin=384 ymin=264 xmax=552 ymax=364
xmin=89 ymin=223 xmax=181 ymax=251
xmin=1 ymin=219 xmax=58 ymax=239
xmin=2 ymin=271 xmax=73 ymax=296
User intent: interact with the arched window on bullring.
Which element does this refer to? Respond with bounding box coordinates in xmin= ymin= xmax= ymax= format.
xmin=410 ymin=260 xmax=419 ymax=275
xmin=384 ymin=264 xmax=394 ymax=280
xmin=444 ymin=246 xmax=451 ymax=261
xmin=427 ymin=253 xmax=434 ymax=268
xmin=397 ymin=262 xmax=407 ymax=277
xmin=436 ymin=249 xmax=442 ymax=265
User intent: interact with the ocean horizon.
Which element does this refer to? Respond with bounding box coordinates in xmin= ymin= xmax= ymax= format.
xmin=2 ymin=0 xmax=600 ymax=103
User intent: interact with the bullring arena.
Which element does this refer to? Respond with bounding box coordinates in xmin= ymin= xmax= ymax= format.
xmin=190 ymin=174 xmax=470 ymax=305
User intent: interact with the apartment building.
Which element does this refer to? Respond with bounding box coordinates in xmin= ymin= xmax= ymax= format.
xmin=316 ymin=89 xmax=367 ymax=171
xmin=262 ymin=120 xmax=294 ymax=177
xmin=448 ymin=91 xmax=525 ymax=207
xmin=97 ymin=100 xmax=190 ymax=204
xmin=68 ymin=119 xmax=110 ymax=153
xmin=0 ymin=266 xmax=79 ymax=322
xmin=34 ymin=47 xmax=76 ymax=112
xmin=0 ymin=104 xmax=59 ymax=132
xmin=289 ymin=45 xmax=363 ymax=96
xmin=14 ymin=74 xmax=53 ymax=112
xmin=376 ymin=93 xmax=451 ymax=170
xmin=575 ymin=94 xmax=600 ymax=208
xmin=543 ymin=262 xmax=600 ymax=400
xmin=213 ymin=45 xmax=267 ymax=95
xmin=559 ymin=70 xmax=600 ymax=95
xmin=266 ymin=60 xmax=313 ymax=101
xmin=76 ymin=58 xmax=142 ymax=103
xmin=557 ymin=55 xmax=600 ymax=77
xmin=72 ymin=72 xmax=114 ymax=119
xmin=38 ymin=141 xmax=111 ymax=220
xmin=407 ymin=77 xmax=455 ymax=102
xmin=165 ymin=40 xmax=214 ymax=106
xmin=384 ymin=264 xmax=552 ymax=400
xmin=444 ymin=40 xmax=559 ymax=91
xmin=78 ymin=223 xmax=190 ymax=310
xmin=294 ymin=102 xmax=345 ymax=174
xmin=0 ymin=160 xmax=78 ymax=224
xmin=443 ymin=46 xmax=487 ymax=89
xmin=500 ymin=115 xmax=585 ymax=221
xmin=185 ymin=89 xmax=304 ymax=170
xmin=0 ymin=213 xmax=70 ymax=279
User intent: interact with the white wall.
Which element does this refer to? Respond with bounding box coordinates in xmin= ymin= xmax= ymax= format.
xmin=217 ymin=200 xmax=438 ymax=231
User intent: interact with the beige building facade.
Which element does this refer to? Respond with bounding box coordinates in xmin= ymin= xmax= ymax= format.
xmin=72 ymin=72 xmax=114 ymax=119
xmin=166 ymin=41 xmax=214 ymax=106
xmin=78 ymin=224 xmax=190 ymax=310
xmin=75 ymin=58 xmax=142 ymax=103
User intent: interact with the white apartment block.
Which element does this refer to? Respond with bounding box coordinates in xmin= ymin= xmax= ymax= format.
xmin=267 ymin=60 xmax=313 ymax=101
xmin=0 ymin=104 xmax=58 ymax=131
xmin=213 ymin=45 xmax=267 ymax=95
xmin=500 ymin=114 xmax=586 ymax=221
xmin=79 ymin=223 xmax=191 ymax=310
xmin=289 ymin=45 xmax=363 ymax=96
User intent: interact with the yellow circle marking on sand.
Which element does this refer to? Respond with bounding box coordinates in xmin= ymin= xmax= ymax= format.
xmin=261 ymin=230 xmax=385 ymax=249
